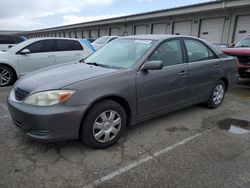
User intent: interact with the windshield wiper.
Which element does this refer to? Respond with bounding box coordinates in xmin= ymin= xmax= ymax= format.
xmin=85 ymin=62 xmax=110 ymax=68
xmin=79 ymin=59 xmax=85 ymax=63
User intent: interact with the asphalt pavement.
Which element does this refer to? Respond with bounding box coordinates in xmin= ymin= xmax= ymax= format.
xmin=0 ymin=79 xmax=250 ymax=188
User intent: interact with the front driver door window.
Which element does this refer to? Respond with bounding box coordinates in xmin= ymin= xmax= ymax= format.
xmin=17 ymin=40 xmax=56 ymax=75
xmin=136 ymin=39 xmax=188 ymax=118
xmin=149 ymin=39 xmax=183 ymax=66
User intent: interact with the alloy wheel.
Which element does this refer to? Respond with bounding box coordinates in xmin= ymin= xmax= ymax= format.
xmin=0 ymin=68 xmax=11 ymax=86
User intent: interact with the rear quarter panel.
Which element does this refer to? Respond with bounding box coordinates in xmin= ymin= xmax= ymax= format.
xmin=220 ymin=56 xmax=238 ymax=90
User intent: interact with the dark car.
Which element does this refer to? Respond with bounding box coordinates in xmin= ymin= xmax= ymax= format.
xmin=0 ymin=34 xmax=26 ymax=51
xmin=8 ymin=35 xmax=238 ymax=149
xmin=221 ymin=34 xmax=250 ymax=78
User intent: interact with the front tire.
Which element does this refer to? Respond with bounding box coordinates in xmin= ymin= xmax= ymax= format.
xmin=206 ymin=80 xmax=226 ymax=108
xmin=0 ymin=65 xmax=15 ymax=87
xmin=81 ymin=100 xmax=127 ymax=149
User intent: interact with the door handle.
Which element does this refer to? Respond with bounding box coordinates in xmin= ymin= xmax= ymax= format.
xmin=75 ymin=54 xmax=81 ymax=56
xmin=179 ymin=70 xmax=187 ymax=76
xmin=214 ymin=64 xmax=221 ymax=69
xmin=48 ymin=55 xmax=55 ymax=58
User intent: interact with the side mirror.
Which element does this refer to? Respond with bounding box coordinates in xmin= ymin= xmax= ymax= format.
xmin=229 ymin=43 xmax=235 ymax=48
xmin=142 ymin=61 xmax=163 ymax=71
xmin=8 ymin=45 xmax=13 ymax=49
xmin=19 ymin=49 xmax=30 ymax=55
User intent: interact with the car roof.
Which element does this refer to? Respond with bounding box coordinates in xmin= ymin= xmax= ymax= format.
xmin=26 ymin=37 xmax=81 ymax=42
xmin=121 ymin=34 xmax=199 ymax=41
xmin=98 ymin=36 xmax=118 ymax=38
xmin=120 ymin=34 xmax=224 ymax=56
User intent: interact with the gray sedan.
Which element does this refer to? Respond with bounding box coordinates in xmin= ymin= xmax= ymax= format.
xmin=8 ymin=35 xmax=238 ymax=149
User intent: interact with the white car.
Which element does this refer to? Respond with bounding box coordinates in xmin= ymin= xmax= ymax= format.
xmin=0 ymin=35 xmax=26 ymax=51
xmin=0 ymin=38 xmax=95 ymax=86
xmin=91 ymin=36 xmax=118 ymax=50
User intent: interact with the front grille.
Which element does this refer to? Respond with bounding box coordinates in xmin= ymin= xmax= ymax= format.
xmin=233 ymin=56 xmax=250 ymax=65
xmin=15 ymin=87 xmax=29 ymax=101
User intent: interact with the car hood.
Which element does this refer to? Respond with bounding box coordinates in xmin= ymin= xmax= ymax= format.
xmin=91 ymin=43 xmax=103 ymax=50
xmin=15 ymin=62 xmax=118 ymax=93
xmin=0 ymin=51 xmax=14 ymax=58
xmin=221 ymin=48 xmax=250 ymax=56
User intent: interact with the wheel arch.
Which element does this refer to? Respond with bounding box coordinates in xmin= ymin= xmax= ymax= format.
xmin=79 ymin=95 xmax=132 ymax=137
xmin=0 ymin=63 xmax=18 ymax=80
xmin=219 ymin=77 xmax=229 ymax=92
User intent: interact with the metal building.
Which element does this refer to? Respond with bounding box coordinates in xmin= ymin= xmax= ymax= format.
xmin=18 ymin=0 xmax=250 ymax=44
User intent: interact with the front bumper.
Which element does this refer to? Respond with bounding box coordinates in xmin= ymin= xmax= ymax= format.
xmin=239 ymin=67 xmax=250 ymax=78
xmin=7 ymin=90 xmax=88 ymax=142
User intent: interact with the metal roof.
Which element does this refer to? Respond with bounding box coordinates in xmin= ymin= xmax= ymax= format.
xmin=19 ymin=0 xmax=250 ymax=34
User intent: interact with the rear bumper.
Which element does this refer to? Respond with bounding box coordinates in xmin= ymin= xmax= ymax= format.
xmin=7 ymin=90 xmax=87 ymax=142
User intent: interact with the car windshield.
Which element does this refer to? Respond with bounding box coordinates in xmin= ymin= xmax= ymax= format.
xmin=235 ymin=37 xmax=250 ymax=47
xmin=93 ymin=36 xmax=110 ymax=44
xmin=7 ymin=40 xmax=31 ymax=52
xmin=85 ymin=38 xmax=155 ymax=69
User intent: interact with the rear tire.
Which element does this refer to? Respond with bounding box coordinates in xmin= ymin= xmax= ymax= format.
xmin=205 ymin=80 xmax=226 ymax=108
xmin=0 ymin=65 xmax=15 ymax=87
xmin=80 ymin=100 xmax=127 ymax=149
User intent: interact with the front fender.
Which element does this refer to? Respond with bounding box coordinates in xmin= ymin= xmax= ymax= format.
xmin=0 ymin=61 xmax=20 ymax=77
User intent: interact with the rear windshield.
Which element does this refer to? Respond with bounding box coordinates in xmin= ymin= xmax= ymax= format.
xmin=93 ymin=37 xmax=109 ymax=44
xmin=235 ymin=37 xmax=250 ymax=48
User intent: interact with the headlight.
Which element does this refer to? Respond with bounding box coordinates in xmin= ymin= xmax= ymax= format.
xmin=23 ymin=90 xmax=76 ymax=106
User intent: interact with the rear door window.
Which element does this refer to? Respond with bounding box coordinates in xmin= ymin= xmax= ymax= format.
xmin=55 ymin=40 xmax=83 ymax=51
xmin=184 ymin=39 xmax=216 ymax=62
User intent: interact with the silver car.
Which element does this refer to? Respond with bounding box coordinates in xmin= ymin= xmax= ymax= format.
xmin=91 ymin=36 xmax=118 ymax=50
xmin=8 ymin=35 xmax=238 ymax=149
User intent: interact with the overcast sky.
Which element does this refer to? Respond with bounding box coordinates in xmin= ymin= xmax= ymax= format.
xmin=0 ymin=0 xmax=212 ymax=31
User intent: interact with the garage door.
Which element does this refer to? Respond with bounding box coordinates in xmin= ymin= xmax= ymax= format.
xmin=135 ymin=25 xmax=147 ymax=35
xmin=199 ymin=18 xmax=225 ymax=43
xmin=234 ymin=15 xmax=250 ymax=43
xmin=76 ymin=31 xmax=82 ymax=38
xmin=90 ymin=30 xmax=97 ymax=39
xmin=99 ymin=28 xmax=108 ymax=37
xmin=110 ymin=28 xmax=119 ymax=36
xmin=173 ymin=21 xmax=192 ymax=35
xmin=152 ymin=23 xmax=167 ymax=34
xmin=70 ymin=31 xmax=76 ymax=38
xmin=83 ymin=30 xmax=89 ymax=38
